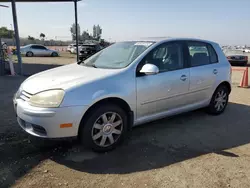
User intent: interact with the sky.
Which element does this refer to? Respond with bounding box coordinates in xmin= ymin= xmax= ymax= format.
xmin=0 ymin=0 xmax=250 ymax=45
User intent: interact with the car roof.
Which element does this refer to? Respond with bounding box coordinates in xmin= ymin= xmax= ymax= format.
xmin=123 ymin=37 xmax=218 ymax=46
xmin=25 ymin=44 xmax=45 ymax=46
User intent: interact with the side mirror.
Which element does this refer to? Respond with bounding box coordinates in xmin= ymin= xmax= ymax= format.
xmin=140 ymin=64 xmax=159 ymax=75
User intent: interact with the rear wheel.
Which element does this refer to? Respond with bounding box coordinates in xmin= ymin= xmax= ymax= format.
xmin=79 ymin=104 xmax=128 ymax=152
xmin=51 ymin=52 xmax=58 ymax=57
xmin=207 ymin=85 xmax=229 ymax=115
xmin=26 ymin=51 xmax=33 ymax=57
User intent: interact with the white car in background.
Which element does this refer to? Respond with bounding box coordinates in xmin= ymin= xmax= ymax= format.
xmin=243 ymin=48 xmax=250 ymax=53
xmin=67 ymin=44 xmax=76 ymax=52
xmin=67 ymin=43 xmax=84 ymax=54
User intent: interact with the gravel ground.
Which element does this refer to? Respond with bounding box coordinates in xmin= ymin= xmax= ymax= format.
xmin=0 ymin=65 xmax=250 ymax=188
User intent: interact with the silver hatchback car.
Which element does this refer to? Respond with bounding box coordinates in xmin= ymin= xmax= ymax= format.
xmin=14 ymin=38 xmax=231 ymax=152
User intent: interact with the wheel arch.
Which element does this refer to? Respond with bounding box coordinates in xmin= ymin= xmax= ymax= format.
xmin=216 ymin=81 xmax=231 ymax=94
xmin=26 ymin=51 xmax=33 ymax=57
xmin=51 ymin=51 xmax=58 ymax=56
xmin=78 ymin=97 xmax=134 ymax=136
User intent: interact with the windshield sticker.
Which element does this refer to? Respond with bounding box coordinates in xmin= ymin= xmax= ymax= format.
xmin=134 ymin=42 xmax=153 ymax=47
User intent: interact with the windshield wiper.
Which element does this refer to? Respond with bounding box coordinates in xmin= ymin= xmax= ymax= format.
xmin=77 ymin=59 xmax=84 ymax=64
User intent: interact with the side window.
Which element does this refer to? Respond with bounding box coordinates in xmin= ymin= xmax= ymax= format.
xmin=187 ymin=42 xmax=218 ymax=67
xmin=144 ymin=42 xmax=184 ymax=72
xmin=31 ymin=45 xmax=38 ymax=49
xmin=31 ymin=45 xmax=46 ymax=50
xmin=188 ymin=42 xmax=210 ymax=67
xmin=37 ymin=46 xmax=46 ymax=50
xmin=207 ymin=44 xmax=218 ymax=63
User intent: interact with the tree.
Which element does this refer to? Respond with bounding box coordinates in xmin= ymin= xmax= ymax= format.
xmin=40 ymin=33 xmax=45 ymax=40
xmin=28 ymin=35 xmax=35 ymax=40
xmin=81 ymin=30 xmax=94 ymax=41
xmin=0 ymin=27 xmax=14 ymax=38
xmin=70 ymin=23 xmax=80 ymax=41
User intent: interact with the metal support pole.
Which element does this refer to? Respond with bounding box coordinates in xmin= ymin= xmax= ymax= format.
xmin=11 ymin=0 xmax=22 ymax=75
xmin=0 ymin=38 xmax=4 ymax=76
xmin=74 ymin=0 xmax=79 ymax=61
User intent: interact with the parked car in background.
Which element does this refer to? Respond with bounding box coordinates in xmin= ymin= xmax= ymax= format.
xmin=67 ymin=43 xmax=84 ymax=54
xmin=79 ymin=44 xmax=102 ymax=61
xmin=20 ymin=44 xmax=59 ymax=57
xmin=225 ymin=49 xmax=248 ymax=66
xmin=67 ymin=44 xmax=76 ymax=52
xmin=14 ymin=38 xmax=231 ymax=152
xmin=243 ymin=48 xmax=250 ymax=53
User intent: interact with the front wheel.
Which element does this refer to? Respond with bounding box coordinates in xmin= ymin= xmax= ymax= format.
xmin=207 ymin=85 xmax=229 ymax=115
xmin=79 ymin=104 xmax=128 ymax=152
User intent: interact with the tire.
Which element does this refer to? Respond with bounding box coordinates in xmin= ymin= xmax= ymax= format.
xmin=206 ymin=85 xmax=229 ymax=115
xmin=26 ymin=51 xmax=33 ymax=57
xmin=51 ymin=52 xmax=58 ymax=57
xmin=79 ymin=104 xmax=128 ymax=152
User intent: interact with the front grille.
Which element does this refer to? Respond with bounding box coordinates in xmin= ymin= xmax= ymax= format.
xmin=20 ymin=90 xmax=32 ymax=101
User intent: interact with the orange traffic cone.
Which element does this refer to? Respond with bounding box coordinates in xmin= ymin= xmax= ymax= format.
xmin=239 ymin=67 xmax=249 ymax=88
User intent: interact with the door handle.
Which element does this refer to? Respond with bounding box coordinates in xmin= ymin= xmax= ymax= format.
xmin=180 ymin=75 xmax=187 ymax=81
xmin=213 ymin=69 xmax=218 ymax=75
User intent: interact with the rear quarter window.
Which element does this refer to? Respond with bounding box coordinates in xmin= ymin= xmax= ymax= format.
xmin=207 ymin=44 xmax=218 ymax=63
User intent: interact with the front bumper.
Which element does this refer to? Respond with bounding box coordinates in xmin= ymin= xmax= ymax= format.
xmin=14 ymin=98 xmax=88 ymax=138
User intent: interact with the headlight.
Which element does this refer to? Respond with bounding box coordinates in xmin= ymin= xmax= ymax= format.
xmin=29 ymin=90 xmax=65 ymax=108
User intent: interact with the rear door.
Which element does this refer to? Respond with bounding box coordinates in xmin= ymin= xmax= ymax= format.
xmin=187 ymin=41 xmax=219 ymax=103
xmin=37 ymin=46 xmax=49 ymax=56
xmin=30 ymin=45 xmax=40 ymax=56
xmin=31 ymin=45 xmax=47 ymax=56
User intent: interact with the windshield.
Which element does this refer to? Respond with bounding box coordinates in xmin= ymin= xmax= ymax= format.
xmin=225 ymin=50 xmax=244 ymax=56
xmin=82 ymin=41 xmax=154 ymax=69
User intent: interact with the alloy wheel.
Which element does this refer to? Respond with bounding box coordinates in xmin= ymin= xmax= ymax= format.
xmin=214 ymin=89 xmax=227 ymax=112
xmin=91 ymin=112 xmax=123 ymax=147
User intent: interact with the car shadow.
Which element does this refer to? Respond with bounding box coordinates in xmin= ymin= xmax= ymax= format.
xmin=53 ymin=102 xmax=250 ymax=174
xmin=5 ymin=62 xmax=63 ymax=76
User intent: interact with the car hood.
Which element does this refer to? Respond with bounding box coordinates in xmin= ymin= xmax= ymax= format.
xmin=22 ymin=63 xmax=121 ymax=94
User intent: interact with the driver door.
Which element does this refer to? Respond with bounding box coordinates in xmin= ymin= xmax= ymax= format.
xmin=136 ymin=41 xmax=190 ymax=120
